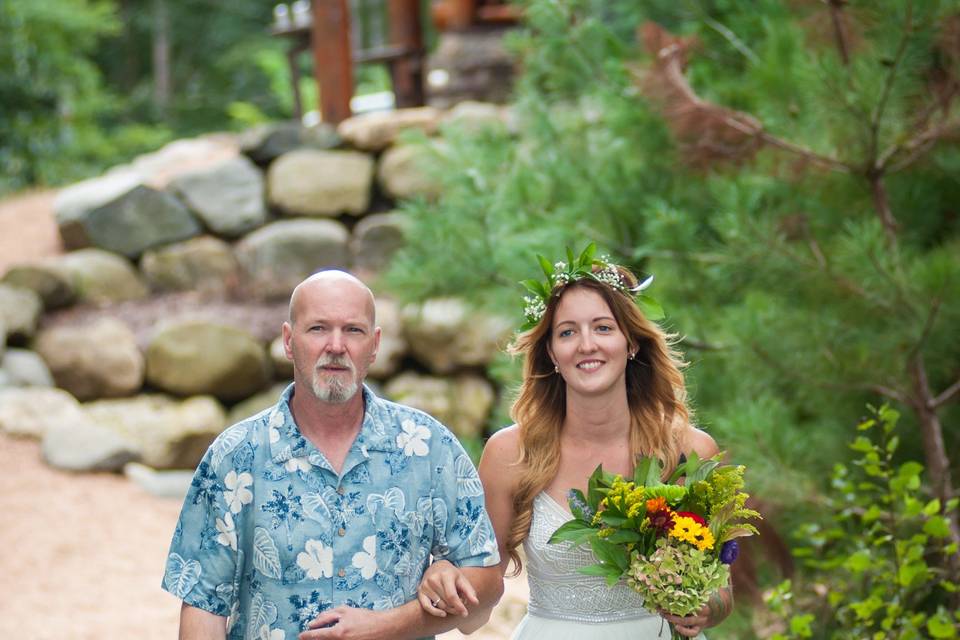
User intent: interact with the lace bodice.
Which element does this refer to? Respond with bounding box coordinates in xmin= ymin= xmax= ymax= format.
xmin=523 ymin=492 xmax=657 ymax=623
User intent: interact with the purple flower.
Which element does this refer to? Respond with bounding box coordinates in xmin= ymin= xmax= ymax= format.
xmin=720 ymin=540 xmax=740 ymax=564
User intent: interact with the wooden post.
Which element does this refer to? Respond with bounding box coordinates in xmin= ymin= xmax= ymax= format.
xmin=312 ymin=0 xmax=354 ymax=124
xmin=387 ymin=0 xmax=425 ymax=108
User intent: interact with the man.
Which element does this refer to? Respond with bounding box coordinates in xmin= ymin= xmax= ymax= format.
xmin=163 ymin=270 xmax=502 ymax=639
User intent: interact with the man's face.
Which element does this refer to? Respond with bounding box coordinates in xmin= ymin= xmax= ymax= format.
xmin=282 ymin=278 xmax=380 ymax=405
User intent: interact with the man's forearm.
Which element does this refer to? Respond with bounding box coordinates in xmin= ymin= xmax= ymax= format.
xmin=179 ymin=603 xmax=227 ymax=640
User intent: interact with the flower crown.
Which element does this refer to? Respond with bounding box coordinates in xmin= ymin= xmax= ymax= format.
xmin=520 ymin=242 xmax=662 ymax=330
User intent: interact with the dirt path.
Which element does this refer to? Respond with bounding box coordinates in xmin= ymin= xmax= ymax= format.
xmin=0 ymin=189 xmax=62 ymax=276
xmin=0 ymin=434 xmax=527 ymax=639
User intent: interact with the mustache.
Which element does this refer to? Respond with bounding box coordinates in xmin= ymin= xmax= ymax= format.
xmin=315 ymin=355 xmax=355 ymax=371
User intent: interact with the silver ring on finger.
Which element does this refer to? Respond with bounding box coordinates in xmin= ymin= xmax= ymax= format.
xmin=431 ymin=598 xmax=443 ymax=608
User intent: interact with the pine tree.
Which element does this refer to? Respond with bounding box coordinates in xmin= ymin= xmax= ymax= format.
xmin=385 ymin=0 xmax=960 ymax=599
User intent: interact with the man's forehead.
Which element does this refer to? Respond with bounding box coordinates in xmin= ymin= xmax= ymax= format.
xmin=290 ymin=272 xmax=376 ymax=323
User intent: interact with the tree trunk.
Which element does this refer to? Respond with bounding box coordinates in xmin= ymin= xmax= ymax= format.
xmin=908 ymin=354 xmax=960 ymax=587
xmin=152 ymin=0 xmax=171 ymax=118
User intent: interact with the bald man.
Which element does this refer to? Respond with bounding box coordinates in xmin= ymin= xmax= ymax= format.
xmin=163 ymin=271 xmax=503 ymax=640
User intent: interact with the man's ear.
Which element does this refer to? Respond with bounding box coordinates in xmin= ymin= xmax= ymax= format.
xmin=281 ymin=322 xmax=294 ymax=360
xmin=369 ymin=326 xmax=382 ymax=364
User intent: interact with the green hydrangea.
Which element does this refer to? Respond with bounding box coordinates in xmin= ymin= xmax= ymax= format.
xmin=626 ymin=537 xmax=730 ymax=617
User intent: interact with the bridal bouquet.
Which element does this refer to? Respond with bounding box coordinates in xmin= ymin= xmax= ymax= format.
xmin=549 ymin=453 xmax=760 ymax=631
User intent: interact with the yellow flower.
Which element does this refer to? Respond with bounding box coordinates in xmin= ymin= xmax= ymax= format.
xmin=668 ymin=516 xmax=715 ymax=551
xmin=597 ymin=527 xmax=615 ymax=538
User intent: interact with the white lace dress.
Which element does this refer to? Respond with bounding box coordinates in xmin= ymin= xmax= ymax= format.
xmin=511 ymin=492 xmax=705 ymax=639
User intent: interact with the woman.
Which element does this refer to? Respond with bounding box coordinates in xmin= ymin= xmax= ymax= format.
xmin=419 ymin=251 xmax=733 ymax=638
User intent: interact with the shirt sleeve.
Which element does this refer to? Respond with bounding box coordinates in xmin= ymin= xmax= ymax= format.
xmin=431 ymin=429 xmax=501 ymax=569
xmin=161 ymin=440 xmax=243 ymax=617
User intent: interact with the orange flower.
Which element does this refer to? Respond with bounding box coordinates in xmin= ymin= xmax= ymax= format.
xmin=646 ymin=496 xmax=668 ymax=512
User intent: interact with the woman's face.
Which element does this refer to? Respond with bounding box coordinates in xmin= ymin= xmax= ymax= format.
xmin=547 ymin=287 xmax=630 ymax=399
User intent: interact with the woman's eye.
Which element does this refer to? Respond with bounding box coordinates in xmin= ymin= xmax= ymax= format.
xmin=596 ymin=325 xmax=613 ymax=332
xmin=558 ymin=329 xmax=574 ymax=338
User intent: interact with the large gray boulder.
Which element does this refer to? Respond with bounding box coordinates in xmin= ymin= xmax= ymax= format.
xmin=0 ymin=284 xmax=43 ymax=341
xmin=42 ymin=421 xmax=139 ymax=472
xmin=235 ymin=219 xmax=350 ymax=300
xmin=83 ymin=394 xmax=227 ymax=469
xmin=337 ymin=107 xmax=441 ymax=152
xmin=377 ymin=143 xmax=444 ymax=201
xmin=367 ymin=297 xmax=407 ymax=379
xmin=140 ymin=236 xmax=240 ymax=295
xmin=384 ymin=372 xmax=494 ymax=439
xmin=53 ymin=172 xmax=202 ymax=258
xmin=226 ymin=382 xmax=289 ymax=425
xmin=55 ymin=249 xmax=149 ymax=304
xmin=239 ymin=121 xmax=341 ymax=165
xmin=0 ymin=262 xmax=76 ymax=309
xmin=33 ymin=317 xmax=145 ymax=401
xmin=268 ymin=336 xmax=294 ymax=380
xmin=145 ymin=319 xmax=271 ymax=402
xmin=0 ymin=348 xmax=54 ymax=388
xmin=0 ymin=387 xmax=87 ymax=438
xmin=267 ymin=149 xmax=374 ymax=217
xmin=351 ymin=212 xmax=407 ymax=278
xmin=402 ymin=298 xmax=514 ymax=373
xmin=170 ymin=156 xmax=267 ymax=237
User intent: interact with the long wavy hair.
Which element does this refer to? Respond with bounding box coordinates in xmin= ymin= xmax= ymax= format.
xmin=504 ymin=266 xmax=693 ymax=575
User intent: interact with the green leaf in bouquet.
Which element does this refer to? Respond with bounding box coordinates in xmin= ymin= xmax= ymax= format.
xmin=633 ymin=455 xmax=664 ymax=487
xmin=586 ymin=464 xmax=605 ymax=510
xmin=549 ymin=518 xmax=596 ymax=544
xmin=600 ymin=513 xmax=629 ymax=527
xmin=578 ymin=563 xmax=623 ymax=585
xmin=605 ymin=529 xmax=642 ymax=544
xmin=590 ymin=537 xmax=629 ymax=573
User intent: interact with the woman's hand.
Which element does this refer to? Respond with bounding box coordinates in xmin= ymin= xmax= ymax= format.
xmin=660 ymin=605 xmax=709 ymax=637
xmin=660 ymin=586 xmax=733 ymax=637
xmin=416 ymin=559 xmax=479 ymax=618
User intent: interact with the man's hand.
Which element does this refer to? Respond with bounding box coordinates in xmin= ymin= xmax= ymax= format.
xmin=417 ymin=559 xmax=480 ymax=618
xmin=298 ymin=607 xmax=387 ymax=640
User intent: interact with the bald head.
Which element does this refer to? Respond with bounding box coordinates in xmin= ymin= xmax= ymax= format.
xmin=288 ymin=270 xmax=376 ymax=327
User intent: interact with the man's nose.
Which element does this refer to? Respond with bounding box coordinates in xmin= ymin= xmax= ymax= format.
xmin=326 ymin=330 xmax=346 ymax=353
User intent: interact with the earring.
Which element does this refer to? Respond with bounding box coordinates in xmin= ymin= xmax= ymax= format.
xmin=553 ymin=363 xmax=559 ymax=373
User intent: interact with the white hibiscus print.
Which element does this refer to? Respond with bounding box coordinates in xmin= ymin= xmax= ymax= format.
xmin=215 ymin=512 xmax=237 ymax=551
xmin=284 ymin=456 xmax=311 ymax=473
xmin=351 ymin=535 xmax=378 ymax=579
xmin=396 ymin=419 xmax=431 ymax=457
xmin=269 ymin=425 xmax=280 ymax=444
xmin=296 ymin=539 xmax=333 ymax=579
xmin=258 ymin=626 xmax=285 ymax=640
xmin=223 ymin=470 xmax=254 ymax=514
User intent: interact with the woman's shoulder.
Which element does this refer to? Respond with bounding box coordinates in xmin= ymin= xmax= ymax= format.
xmin=684 ymin=426 xmax=720 ymax=459
xmin=479 ymin=425 xmax=523 ymax=479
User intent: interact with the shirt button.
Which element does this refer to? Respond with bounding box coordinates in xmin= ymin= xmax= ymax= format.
xmin=338 ymin=568 xmax=346 ymax=577
xmin=338 ymin=527 xmax=346 ymax=537
xmin=337 ymin=486 xmax=345 ymax=495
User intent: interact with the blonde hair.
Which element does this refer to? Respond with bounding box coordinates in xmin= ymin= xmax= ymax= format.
xmin=504 ymin=266 xmax=693 ymax=575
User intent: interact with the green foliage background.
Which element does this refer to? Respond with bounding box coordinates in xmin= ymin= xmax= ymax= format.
xmin=383 ymin=0 xmax=960 ymax=635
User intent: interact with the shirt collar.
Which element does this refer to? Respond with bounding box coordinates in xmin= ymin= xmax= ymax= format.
xmin=268 ymin=383 xmax=399 ymax=466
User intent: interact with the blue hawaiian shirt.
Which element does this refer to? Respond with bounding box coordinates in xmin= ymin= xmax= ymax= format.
xmin=162 ymin=384 xmax=499 ymax=639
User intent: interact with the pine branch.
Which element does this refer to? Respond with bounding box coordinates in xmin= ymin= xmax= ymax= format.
xmin=826 ymin=0 xmax=851 ymax=66
xmin=932 ymin=378 xmax=960 ymax=409
xmin=868 ymin=0 xmax=914 ymax=162
xmin=884 ymin=118 xmax=960 ymax=173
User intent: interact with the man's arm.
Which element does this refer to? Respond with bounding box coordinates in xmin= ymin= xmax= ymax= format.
xmin=179 ymin=602 xmax=227 ymax=640
xmin=298 ymin=565 xmax=503 ymax=640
